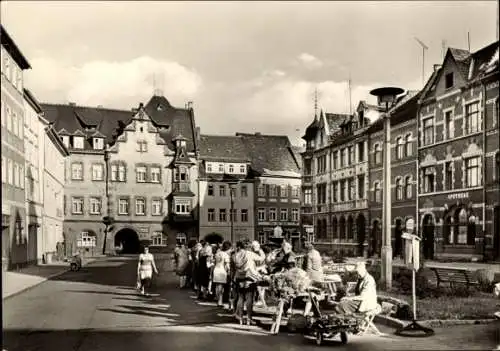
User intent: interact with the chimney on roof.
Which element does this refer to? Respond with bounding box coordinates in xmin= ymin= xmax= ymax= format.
xmin=433 ymin=64 xmax=442 ymax=72
xmin=69 ymin=102 xmax=76 ymax=106
xmin=139 ymin=103 xmax=144 ymax=108
xmin=187 ymin=101 xmax=193 ymax=110
xmin=255 ymin=132 xmax=261 ymax=136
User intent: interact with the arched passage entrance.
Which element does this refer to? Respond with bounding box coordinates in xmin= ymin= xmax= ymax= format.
xmin=356 ymin=214 xmax=366 ymax=257
xmin=204 ymin=233 xmax=224 ymax=245
xmin=422 ymin=214 xmax=435 ymax=260
xmin=114 ymin=228 xmax=140 ymax=254
xmin=370 ymin=220 xmax=381 ymax=257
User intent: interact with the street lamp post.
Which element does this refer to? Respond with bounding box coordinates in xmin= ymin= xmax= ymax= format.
xmin=370 ymin=86 xmax=404 ymax=291
xmin=229 ymin=182 xmax=238 ymax=243
xmin=102 ymin=146 xmax=114 ymax=255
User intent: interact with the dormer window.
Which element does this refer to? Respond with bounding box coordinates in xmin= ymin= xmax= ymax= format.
xmin=157 ymin=104 xmax=163 ymax=111
xmin=218 ymin=164 xmax=224 ymax=173
xmin=61 ymin=136 xmax=70 ymax=148
xmin=176 ymin=139 xmax=187 ymax=149
xmin=240 ymin=165 xmax=246 ymax=173
xmin=93 ymin=138 xmax=104 ymax=150
xmin=445 ymin=73 xmax=454 ymax=89
xmin=137 ymin=140 xmax=148 ymax=153
xmin=207 ymin=163 xmax=213 ymax=172
xmin=229 ymin=164 xmax=234 ymax=173
xmin=73 ymin=136 xmax=84 ymax=149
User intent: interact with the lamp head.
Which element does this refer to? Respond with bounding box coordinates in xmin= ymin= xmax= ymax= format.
xmin=370 ymin=87 xmax=405 ymax=109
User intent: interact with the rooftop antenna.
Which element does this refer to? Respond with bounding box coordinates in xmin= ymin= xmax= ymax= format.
xmin=348 ymin=73 xmax=352 ymax=115
xmin=467 ymin=31 xmax=471 ymax=52
xmin=414 ymin=37 xmax=429 ymax=88
xmin=314 ymin=87 xmax=318 ymax=119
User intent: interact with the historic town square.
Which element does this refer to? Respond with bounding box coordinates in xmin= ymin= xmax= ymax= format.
xmin=1 ymin=1 xmax=499 ymax=350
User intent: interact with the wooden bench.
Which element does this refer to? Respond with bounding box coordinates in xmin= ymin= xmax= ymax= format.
xmin=430 ymin=267 xmax=479 ymax=289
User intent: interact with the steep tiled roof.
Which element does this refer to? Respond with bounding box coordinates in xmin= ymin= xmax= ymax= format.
xmin=447 ymin=47 xmax=471 ymax=81
xmin=325 ymin=113 xmax=351 ymax=133
xmin=236 ymin=133 xmax=300 ymax=175
xmin=389 ymin=90 xmax=420 ymax=113
xmin=144 ymin=96 xmax=198 ymax=152
xmin=40 ymin=94 xmax=198 ymax=152
xmin=1 ymin=25 xmax=31 ymax=69
xmin=470 ymin=41 xmax=499 ymax=80
xmin=199 ymin=135 xmax=249 ymax=162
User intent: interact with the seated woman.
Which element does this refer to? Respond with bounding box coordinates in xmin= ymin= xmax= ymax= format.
xmin=334 ymin=262 xmax=378 ymax=315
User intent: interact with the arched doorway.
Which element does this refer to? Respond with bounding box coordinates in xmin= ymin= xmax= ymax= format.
xmin=356 ymin=214 xmax=366 ymax=257
xmin=422 ymin=214 xmax=435 ymax=260
xmin=370 ymin=220 xmax=381 ymax=257
xmin=394 ymin=218 xmax=403 ymax=258
xmin=114 ymin=228 xmax=140 ymax=254
xmin=204 ymin=232 xmax=224 ymax=245
xmin=339 ymin=216 xmax=346 ymax=241
xmin=346 ymin=216 xmax=354 ymax=242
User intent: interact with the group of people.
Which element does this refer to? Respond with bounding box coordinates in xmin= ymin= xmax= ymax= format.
xmin=173 ymin=238 xmax=329 ymax=325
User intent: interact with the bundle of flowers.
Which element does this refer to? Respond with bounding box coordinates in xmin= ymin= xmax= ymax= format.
xmin=269 ymin=268 xmax=311 ymax=299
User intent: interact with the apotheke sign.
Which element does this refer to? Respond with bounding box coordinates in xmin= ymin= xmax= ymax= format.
xmin=447 ymin=192 xmax=469 ymax=200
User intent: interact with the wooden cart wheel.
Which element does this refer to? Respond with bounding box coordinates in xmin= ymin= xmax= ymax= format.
xmin=340 ymin=331 xmax=348 ymax=344
xmin=315 ymin=331 xmax=323 ymax=346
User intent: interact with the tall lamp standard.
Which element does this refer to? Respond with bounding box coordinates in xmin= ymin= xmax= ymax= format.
xmin=102 ymin=146 xmax=114 ymax=255
xmin=370 ymin=86 xmax=404 ymax=291
xmin=229 ymin=181 xmax=239 ymax=243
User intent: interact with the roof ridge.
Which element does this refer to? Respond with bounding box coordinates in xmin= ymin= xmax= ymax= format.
xmin=40 ymin=102 xmax=132 ymax=113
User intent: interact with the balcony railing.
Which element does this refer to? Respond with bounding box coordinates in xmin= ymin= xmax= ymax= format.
xmin=172 ymin=182 xmax=192 ymax=193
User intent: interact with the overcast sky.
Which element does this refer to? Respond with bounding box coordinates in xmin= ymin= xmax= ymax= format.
xmin=1 ymin=1 xmax=497 ymax=145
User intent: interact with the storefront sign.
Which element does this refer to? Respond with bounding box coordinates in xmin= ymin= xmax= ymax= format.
xmin=447 ymin=192 xmax=469 ymax=200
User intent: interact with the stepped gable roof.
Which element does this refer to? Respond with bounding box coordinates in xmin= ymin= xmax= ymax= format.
xmin=144 ymin=95 xmax=198 ymax=153
xmin=40 ymin=102 xmax=133 ymax=146
xmin=236 ymin=133 xmax=300 ymax=175
xmin=199 ymin=134 xmax=249 ymax=162
xmin=469 ymin=40 xmax=499 ymax=79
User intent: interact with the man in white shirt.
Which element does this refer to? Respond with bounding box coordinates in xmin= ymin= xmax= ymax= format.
xmin=334 ymin=261 xmax=378 ymax=315
xmin=303 ymin=241 xmax=324 ymax=316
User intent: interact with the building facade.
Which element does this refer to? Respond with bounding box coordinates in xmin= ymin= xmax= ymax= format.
xmin=41 ymin=95 xmax=200 ymax=255
xmin=198 ymin=135 xmax=255 ymax=243
xmin=368 ymin=92 xmax=419 ymax=258
xmin=236 ymin=133 xmax=301 ymax=249
xmin=417 ymin=42 xmax=499 ymax=261
xmin=1 ymin=25 xmax=31 ymax=270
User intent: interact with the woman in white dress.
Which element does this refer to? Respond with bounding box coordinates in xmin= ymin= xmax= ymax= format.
xmin=137 ymin=246 xmax=158 ymax=296
xmin=212 ymin=241 xmax=231 ymax=307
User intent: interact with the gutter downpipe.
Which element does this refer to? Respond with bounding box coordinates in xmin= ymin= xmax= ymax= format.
xmin=481 ymin=79 xmax=487 ymax=261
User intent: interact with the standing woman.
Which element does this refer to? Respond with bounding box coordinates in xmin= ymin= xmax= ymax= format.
xmin=137 ymin=246 xmax=158 ymax=296
xmin=213 ymin=241 xmax=231 ymax=307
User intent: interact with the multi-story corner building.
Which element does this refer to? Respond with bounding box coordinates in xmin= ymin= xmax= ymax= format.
xmin=237 ymin=133 xmax=302 ymax=248
xmin=1 ymin=25 xmax=31 ymax=270
xmin=417 ymin=41 xmax=499 ymax=261
xmin=23 ymin=89 xmax=44 ymax=264
xmin=198 ymin=135 xmax=255 ymax=243
xmin=41 ymin=94 xmax=200 ymax=255
xmin=367 ymin=91 xmax=419 ymax=258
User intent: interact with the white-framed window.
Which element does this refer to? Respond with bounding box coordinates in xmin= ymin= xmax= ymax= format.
xmin=71 ymin=163 xmax=83 ymax=180
xmin=280 ymin=208 xmax=288 ymax=221
xmin=90 ymin=197 xmax=101 ymax=214
xmin=218 ymin=164 xmax=224 ymax=173
xmin=73 ymin=136 xmax=84 ymax=149
xmin=62 ymin=135 xmax=70 ymax=148
xmin=150 ymin=167 xmax=161 ymax=183
xmin=269 ymin=208 xmax=277 ymax=221
xmin=0 ymin=100 xmax=4 ymax=127
xmin=349 ymin=145 xmax=355 ymax=165
xmin=151 ymin=231 xmax=167 ymax=246
xmin=444 ymin=110 xmax=454 ymax=139
xmin=258 ymin=184 xmax=266 ymax=197
xmin=6 ymin=106 xmax=12 ymax=131
xmin=230 ymin=209 xmax=237 ymax=222
xmin=208 ymin=208 xmax=215 ymax=222
xmin=465 ymin=157 xmax=481 ymax=187
xmin=422 ymin=167 xmax=435 ymax=193
xmin=291 ymin=208 xmax=299 ymax=221
xmin=18 ymin=114 xmax=23 ymax=139
xmin=77 ymin=232 xmax=96 ymax=248
xmin=118 ymin=198 xmax=129 ymax=215
xmin=444 ymin=161 xmax=454 ymax=190
xmin=374 ymin=182 xmax=381 ymax=202
xmin=7 ymin=159 xmax=13 ymax=184
xmin=19 ymin=165 xmax=24 ymax=189
xmin=137 ymin=140 xmax=148 ymax=152
xmin=422 ymin=117 xmax=434 ymax=145
xmin=13 ymin=163 xmax=19 ymax=187
xmin=241 ymin=209 xmax=248 ymax=222
xmin=304 ymin=188 xmax=312 ymax=205
xmin=1 ymin=156 xmax=6 ymax=183
xmin=136 ymin=166 xmax=146 ymax=182
xmin=219 ymin=208 xmax=227 ymax=221
xmin=396 ymin=137 xmax=404 ymax=159
xmin=135 ymin=198 xmax=146 ymax=215
xmin=395 ymin=178 xmax=403 ymax=200
xmin=206 ymin=163 xmax=213 ymax=172
xmin=405 ymin=176 xmax=412 ymax=199
xmin=176 ymin=233 xmax=187 ymax=245
xmin=118 ymin=164 xmax=126 ymax=181
xmin=4 ymin=56 xmax=11 ymax=81
xmin=219 ymin=185 xmax=226 ymax=196
xmin=465 ymin=101 xmax=480 ymax=134
xmin=207 ymin=184 xmax=214 ymax=196
xmin=175 ymin=167 xmax=189 ymax=181
xmin=72 ymin=197 xmax=84 ymax=214
xmin=374 ymin=143 xmax=382 ymax=164
xmin=405 ymin=134 xmax=413 ymax=157
xmin=241 ymin=185 xmax=248 ymax=197
xmin=292 ymin=186 xmax=299 ymax=198
xmin=93 ymin=137 xmax=104 ymax=150
xmin=281 ymin=185 xmax=288 ymax=198
xmin=258 ymin=208 xmax=266 ymax=221
xmin=92 ymin=164 xmax=104 ymax=181
xmin=12 ymin=111 xmax=18 ymax=136
xmin=270 ymin=185 xmax=278 ymax=197
xmin=16 ymin=69 xmax=23 ymax=91
xmin=229 ymin=164 xmax=234 ymax=173
xmin=175 ymin=202 xmax=191 ymax=214
xmin=240 ymin=165 xmax=246 ymax=173
xmin=152 ymin=199 xmax=162 ymax=215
